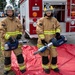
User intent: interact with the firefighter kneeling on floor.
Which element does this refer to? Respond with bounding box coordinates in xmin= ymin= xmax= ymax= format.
xmin=36 ymin=6 xmax=61 ymax=74
xmin=0 ymin=4 xmax=26 ymax=75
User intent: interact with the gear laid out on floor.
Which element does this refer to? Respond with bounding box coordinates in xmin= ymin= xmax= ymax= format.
xmin=11 ymin=44 xmax=75 ymax=75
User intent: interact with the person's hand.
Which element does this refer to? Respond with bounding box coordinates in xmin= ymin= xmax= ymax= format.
xmin=41 ymin=40 xmax=48 ymax=45
xmin=55 ymin=33 xmax=61 ymax=40
xmin=16 ymin=34 xmax=22 ymax=40
xmin=8 ymin=37 xmax=14 ymax=43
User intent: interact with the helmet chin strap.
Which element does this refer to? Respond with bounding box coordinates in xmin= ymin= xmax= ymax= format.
xmin=47 ymin=15 xmax=51 ymax=17
xmin=46 ymin=15 xmax=52 ymax=18
xmin=8 ymin=15 xmax=14 ymax=17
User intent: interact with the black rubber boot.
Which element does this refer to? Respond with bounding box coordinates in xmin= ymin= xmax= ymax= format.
xmin=43 ymin=69 xmax=50 ymax=74
xmin=42 ymin=56 xmax=50 ymax=74
xmin=20 ymin=69 xmax=26 ymax=73
xmin=4 ymin=70 xmax=16 ymax=75
xmin=53 ymin=68 xmax=60 ymax=72
xmin=4 ymin=70 xmax=10 ymax=75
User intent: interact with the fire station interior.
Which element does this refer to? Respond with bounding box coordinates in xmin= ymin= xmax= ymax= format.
xmin=71 ymin=4 xmax=75 ymax=19
xmin=44 ymin=5 xmax=65 ymax=22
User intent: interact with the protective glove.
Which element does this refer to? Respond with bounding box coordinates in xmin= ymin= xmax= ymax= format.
xmin=16 ymin=34 xmax=22 ymax=40
xmin=8 ymin=37 xmax=14 ymax=43
xmin=41 ymin=40 xmax=48 ymax=45
xmin=55 ymin=32 xmax=61 ymax=40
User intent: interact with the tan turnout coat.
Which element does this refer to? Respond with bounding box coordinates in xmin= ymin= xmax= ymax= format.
xmin=36 ymin=16 xmax=61 ymax=56
xmin=0 ymin=17 xmax=23 ymax=55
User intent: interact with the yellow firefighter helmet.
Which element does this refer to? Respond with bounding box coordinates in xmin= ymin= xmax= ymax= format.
xmin=44 ymin=5 xmax=54 ymax=12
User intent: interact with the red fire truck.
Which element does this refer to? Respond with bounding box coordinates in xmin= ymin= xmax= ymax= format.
xmin=20 ymin=0 xmax=75 ymax=38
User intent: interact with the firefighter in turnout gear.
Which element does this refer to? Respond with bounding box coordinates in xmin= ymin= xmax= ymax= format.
xmin=0 ymin=4 xmax=26 ymax=75
xmin=36 ymin=6 xmax=61 ymax=74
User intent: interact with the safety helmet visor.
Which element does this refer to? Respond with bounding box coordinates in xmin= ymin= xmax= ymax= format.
xmin=5 ymin=4 xmax=14 ymax=11
xmin=6 ymin=6 xmax=13 ymax=10
xmin=46 ymin=9 xmax=52 ymax=12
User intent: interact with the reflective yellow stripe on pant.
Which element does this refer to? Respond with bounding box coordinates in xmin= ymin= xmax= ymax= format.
xmin=42 ymin=64 xmax=50 ymax=69
xmin=19 ymin=63 xmax=26 ymax=70
xmin=4 ymin=65 xmax=11 ymax=71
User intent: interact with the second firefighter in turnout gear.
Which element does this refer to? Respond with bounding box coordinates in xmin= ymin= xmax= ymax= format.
xmin=0 ymin=4 xmax=26 ymax=75
xmin=36 ymin=6 xmax=61 ymax=74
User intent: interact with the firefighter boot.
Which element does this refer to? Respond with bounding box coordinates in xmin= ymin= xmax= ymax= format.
xmin=4 ymin=70 xmax=16 ymax=75
xmin=4 ymin=57 xmax=11 ymax=75
xmin=17 ymin=54 xmax=26 ymax=74
xmin=43 ymin=69 xmax=50 ymax=74
xmin=42 ymin=64 xmax=50 ymax=74
xmin=42 ymin=56 xmax=50 ymax=74
xmin=4 ymin=71 xmax=10 ymax=75
xmin=53 ymin=67 xmax=59 ymax=72
xmin=51 ymin=64 xmax=59 ymax=72
xmin=51 ymin=57 xmax=59 ymax=72
xmin=20 ymin=69 xmax=26 ymax=73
